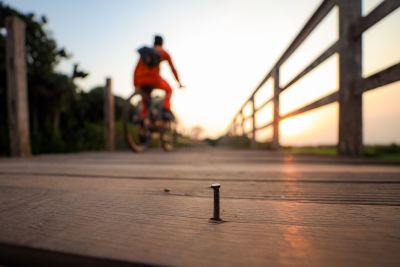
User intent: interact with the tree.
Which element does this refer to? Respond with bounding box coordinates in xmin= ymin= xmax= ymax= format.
xmin=0 ymin=2 xmax=88 ymax=154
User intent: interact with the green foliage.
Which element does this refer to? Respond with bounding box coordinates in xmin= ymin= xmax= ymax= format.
xmin=364 ymin=143 xmax=400 ymax=160
xmin=0 ymin=3 xmax=97 ymax=155
xmin=73 ymin=123 xmax=104 ymax=152
xmin=282 ymin=146 xmax=337 ymax=156
xmin=176 ymin=134 xmax=196 ymax=147
xmin=214 ymin=136 xmax=252 ymax=148
xmin=204 ymin=138 xmax=219 ymax=147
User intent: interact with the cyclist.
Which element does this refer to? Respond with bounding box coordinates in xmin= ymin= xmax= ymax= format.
xmin=133 ymin=35 xmax=182 ymax=120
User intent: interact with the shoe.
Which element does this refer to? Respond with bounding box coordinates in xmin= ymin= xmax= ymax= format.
xmin=138 ymin=129 xmax=150 ymax=144
xmin=132 ymin=114 xmax=145 ymax=125
xmin=139 ymin=133 xmax=149 ymax=144
xmin=162 ymin=108 xmax=175 ymax=121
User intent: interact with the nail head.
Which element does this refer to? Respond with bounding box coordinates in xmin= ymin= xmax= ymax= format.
xmin=210 ymin=183 xmax=220 ymax=189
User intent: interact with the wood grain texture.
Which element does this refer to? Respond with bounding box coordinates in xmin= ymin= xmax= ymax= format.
xmin=5 ymin=16 xmax=31 ymax=157
xmin=337 ymin=0 xmax=363 ymax=156
xmin=272 ymin=69 xmax=280 ymax=149
xmin=357 ymin=62 xmax=400 ymax=94
xmin=353 ymin=0 xmax=400 ymax=37
xmin=0 ymin=148 xmax=400 ymax=267
xmin=104 ymin=78 xmax=115 ymax=151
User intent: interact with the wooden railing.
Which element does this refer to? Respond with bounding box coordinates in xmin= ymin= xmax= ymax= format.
xmin=227 ymin=0 xmax=400 ymax=156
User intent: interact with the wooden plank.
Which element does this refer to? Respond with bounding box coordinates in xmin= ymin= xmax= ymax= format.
xmin=104 ymin=78 xmax=115 ymax=151
xmin=241 ymin=113 xmax=253 ymax=121
xmin=5 ymin=16 xmax=31 ymax=157
xmin=250 ymin=97 xmax=256 ymax=148
xmin=276 ymin=0 xmax=336 ymax=67
xmin=237 ymin=99 xmax=253 ymax=125
xmin=353 ymin=0 xmax=400 ymax=37
xmin=252 ymin=71 xmax=273 ymax=98
xmin=1 ymin=173 xmax=400 ymax=205
xmin=240 ymin=110 xmax=245 ymax=136
xmin=281 ymin=92 xmax=338 ymax=120
xmin=272 ymin=69 xmax=280 ymax=149
xmin=254 ymin=97 xmax=273 ymax=113
xmin=337 ymin=0 xmax=363 ymax=156
xmin=0 ymin=150 xmax=400 ymax=266
xmin=255 ymin=121 xmax=273 ymax=131
xmin=0 ymin=150 xmax=399 ymax=267
xmin=2 ymin=163 xmax=398 ymax=183
xmin=241 ymin=0 xmax=336 ymax=115
xmin=2 ymin=183 xmax=399 ymax=267
xmin=281 ymin=42 xmax=338 ymax=92
xmin=357 ymin=62 xmax=400 ymax=94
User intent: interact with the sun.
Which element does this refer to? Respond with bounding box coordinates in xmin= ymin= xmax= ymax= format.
xmin=280 ymin=114 xmax=315 ymax=136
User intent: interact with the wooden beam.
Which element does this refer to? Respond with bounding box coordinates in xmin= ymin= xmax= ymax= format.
xmin=253 ymin=71 xmax=273 ymax=97
xmin=104 ymin=78 xmax=115 ymax=151
xmin=353 ymin=0 xmax=400 ymax=37
xmin=281 ymin=42 xmax=338 ymax=92
xmin=255 ymin=121 xmax=273 ymax=131
xmin=251 ymin=96 xmax=256 ymax=148
xmin=337 ymin=0 xmax=363 ymax=156
xmin=250 ymin=0 xmax=336 ymax=98
xmin=254 ymin=97 xmax=273 ymax=113
xmin=357 ymin=62 xmax=400 ymax=94
xmin=276 ymin=0 xmax=336 ymax=67
xmin=240 ymin=110 xmax=245 ymax=136
xmin=229 ymin=0 xmax=336 ymax=138
xmin=241 ymin=113 xmax=255 ymax=121
xmin=281 ymin=92 xmax=338 ymax=120
xmin=6 ymin=16 xmax=31 ymax=157
xmin=271 ymin=68 xmax=280 ymax=150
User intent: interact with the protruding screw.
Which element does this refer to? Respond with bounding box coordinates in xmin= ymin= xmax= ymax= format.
xmin=210 ymin=183 xmax=221 ymax=221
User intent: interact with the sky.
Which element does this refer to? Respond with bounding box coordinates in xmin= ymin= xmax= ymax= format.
xmin=5 ymin=0 xmax=400 ymax=145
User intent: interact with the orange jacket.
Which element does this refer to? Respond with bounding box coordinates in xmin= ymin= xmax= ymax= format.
xmin=133 ymin=46 xmax=179 ymax=87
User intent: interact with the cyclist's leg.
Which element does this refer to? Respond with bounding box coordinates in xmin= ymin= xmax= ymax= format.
xmin=136 ymin=86 xmax=152 ymax=119
xmin=155 ymin=78 xmax=173 ymax=110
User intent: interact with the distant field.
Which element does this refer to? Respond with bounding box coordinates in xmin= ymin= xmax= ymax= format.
xmin=204 ymin=137 xmax=400 ymax=161
xmin=281 ymin=144 xmax=400 ymax=161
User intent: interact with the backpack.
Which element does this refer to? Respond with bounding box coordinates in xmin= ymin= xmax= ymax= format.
xmin=137 ymin=46 xmax=161 ymax=67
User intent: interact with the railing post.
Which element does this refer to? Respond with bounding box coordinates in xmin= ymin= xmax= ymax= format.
xmin=251 ymin=96 xmax=256 ymax=148
xmin=272 ymin=68 xmax=280 ymax=150
xmin=240 ymin=110 xmax=245 ymax=136
xmin=104 ymin=78 xmax=115 ymax=151
xmin=234 ymin=119 xmax=239 ymax=136
xmin=6 ymin=16 xmax=31 ymax=157
xmin=337 ymin=0 xmax=363 ymax=156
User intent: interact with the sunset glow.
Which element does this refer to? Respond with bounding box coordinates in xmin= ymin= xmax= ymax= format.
xmin=281 ymin=116 xmax=316 ymax=137
xmin=7 ymin=0 xmax=400 ymax=144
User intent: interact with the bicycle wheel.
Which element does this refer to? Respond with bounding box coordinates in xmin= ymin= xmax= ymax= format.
xmin=123 ymin=93 xmax=150 ymax=152
xmin=160 ymin=118 xmax=177 ymax=152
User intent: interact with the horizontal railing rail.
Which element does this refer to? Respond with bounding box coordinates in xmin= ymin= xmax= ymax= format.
xmin=227 ymin=0 xmax=400 ymax=156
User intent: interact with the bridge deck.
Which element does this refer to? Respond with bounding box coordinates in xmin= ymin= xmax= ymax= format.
xmin=0 ymin=148 xmax=400 ymax=267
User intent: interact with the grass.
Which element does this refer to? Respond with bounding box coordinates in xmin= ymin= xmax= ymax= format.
xmin=281 ymin=144 xmax=400 ymax=161
xmin=282 ymin=146 xmax=337 ymax=156
xmin=364 ymin=144 xmax=400 ymax=160
xmin=203 ymin=136 xmax=400 ymax=161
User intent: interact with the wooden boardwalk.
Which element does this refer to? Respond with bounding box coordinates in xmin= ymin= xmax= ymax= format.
xmin=0 ymin=148 xmax=400 ymax=267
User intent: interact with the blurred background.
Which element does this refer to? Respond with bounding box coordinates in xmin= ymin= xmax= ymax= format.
xmin=1 ymin=0 xmax=399 ymax=155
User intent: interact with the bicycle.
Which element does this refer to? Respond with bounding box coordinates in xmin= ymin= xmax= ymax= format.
xmin=123 ymin=86 xmax=177 ymax=152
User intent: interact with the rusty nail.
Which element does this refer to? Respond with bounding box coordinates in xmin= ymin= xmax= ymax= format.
xmin=210 ymin=183 xmax=221 ymax=221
